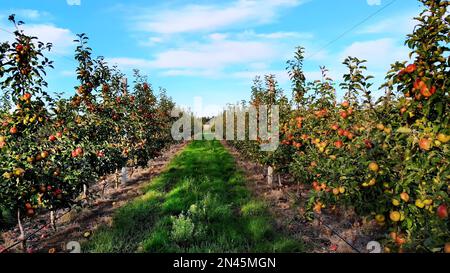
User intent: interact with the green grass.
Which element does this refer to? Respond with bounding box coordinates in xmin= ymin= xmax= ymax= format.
xmin=84 ymin=140 xmax=303 ymax=253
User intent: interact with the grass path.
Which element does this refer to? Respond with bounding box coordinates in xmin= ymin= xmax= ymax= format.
xmin=85 ymin=140 xmax=303 ymax=253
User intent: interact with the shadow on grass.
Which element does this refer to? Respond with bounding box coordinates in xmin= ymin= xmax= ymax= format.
xmin=85 ymin=140 xmax=303 ymax=253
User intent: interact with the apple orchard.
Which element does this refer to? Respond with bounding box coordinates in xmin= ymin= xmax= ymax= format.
xmin=228 ymin=0 xmax=449 ymax=252
xmin=0 ymin=0 xmax=449 ymax=253
xmin=0 ymin=16 xmax=177 ymax=248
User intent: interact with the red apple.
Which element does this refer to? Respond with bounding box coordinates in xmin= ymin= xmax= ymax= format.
xmin=23 ymin=92 xmax=31 ymax=101
xmin=48 ymin=135 xmax=56 ymax=142
xmin=420 ymin=85 xmax=434 ymax=97
xmin=334 ymin=140 xmax=344 ymax=149
xmin=9 ymin=126 xmax=18 ymax=134
xmin=395 ymin=235 xmax=406 ymax=246
xmin=419 ymin=138 xmax=431 ymax=151
xmin=437 ymin=204 xmax=448 ymax=219
xmin=413 ymin=79 xmax=426 ymax=90
xmin=364 ymin=139 xmax=373 ymax=149
xmin=53 ymin=189 xmax=62 ymax=196
xmin=75 ymin=147 xmax=83 ymax=156
xmin=26 ymin=209 xmax=35 ymax=217
xmin=405 ymin=64 xmax=417 ymax=73
xmin=16 ymin=44 xmax=24 ymax=52
xmin=445 ymin=243 xmax=450 ymax=253
xmin=312 ymin=181 xmax=321 ymax=191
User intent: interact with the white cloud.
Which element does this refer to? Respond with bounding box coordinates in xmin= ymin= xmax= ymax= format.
xmin=305 ymin=49 xmax=331 ymax=61
xmin=107 ymin=57 xmax=153 ymax=69
xmin=248 ymin=62 xmax=269 ymax=70
xmin=256 ymin=31 xmax=313 ymax=39
xmin=14 ymin=9 xmax=45 ymax=20
xmin=339 ymin=38 xmax=409 ymax=71
xmin=132 ymin=0 xmax=306 ymax=34
xmin=67 ymin=0 xmax=81 ymax=6
xmin=202 ymin=31 xmax=313 ymax=45
xmin=21 ymin=24 xmax=76 ymax=55
xmin=108 ymin=35 xmax=293 ymax=82
xmin=138 ymin=36 xmax=164 ymax=46
xmin=160 ymin=69 xmax=221 ymax=78
xmin=304 ymin=71 xmax=326 ymax=81
xmin=232 ymin=70 xmax=291 ymax=84
xmin=0 ymin=9 xmax=51 ymax=22
xmin=367 ymin=0 xmax=381 ymax=6
xmin=301 ymin=37 xmax=412 ymax=98
xmin=359 ymin=13 xmax=417 ymax=35
xmin=149 ymin=37 xmax=162 ymax=43
xmin=236 ymin=30 xmax=313 ymax=40
xmin=292 ymin=37 xmax=411 ymax=97
xmin=209 ymin=33 xmax=229 ymax=41
xmin=152 ymin=40 xmax=277 ymax=70
xmin=110 ymin=38 xmax=279 ymax=73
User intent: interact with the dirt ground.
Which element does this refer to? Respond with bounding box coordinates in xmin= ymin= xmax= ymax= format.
xmin=1 ymin=142 xmax=187 ymax=253
xmin=222 ymin=141 xmax=384 ymax=253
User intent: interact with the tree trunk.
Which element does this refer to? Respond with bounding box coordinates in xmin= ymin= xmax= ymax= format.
xmin=17 ymin=209 xmax=26 ymax=252
xmin=278 ymin=174 xmax=282 ymax=187
xmin=82 ymin=184 xmax=88 ymax=199
xmin=115 ymin=170 xmax=120 ymax=189
xmin=267 ymin=166 xmax=274 ymax=186
xmin=101 ymin=178 xmax=107 ymax=197
xmin=121 ymin=167 xmax=128 ymax=186
xmin=50 ymin=210 xmax=57 ymax=231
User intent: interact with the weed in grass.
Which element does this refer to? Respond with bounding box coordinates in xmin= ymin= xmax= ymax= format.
xmin=84 ymin=141 xmax=303 ymax=253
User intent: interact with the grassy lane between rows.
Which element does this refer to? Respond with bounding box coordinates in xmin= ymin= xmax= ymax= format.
xmin=85 ymin=140 xmax=304 ymax=253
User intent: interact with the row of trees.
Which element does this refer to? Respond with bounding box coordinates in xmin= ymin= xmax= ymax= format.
xmin=228 ymin=0 xmax=449 ymax=252
xmin=0 ymin=15 xmax=177 ymax=250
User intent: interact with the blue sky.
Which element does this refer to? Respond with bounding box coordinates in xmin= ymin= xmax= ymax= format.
xmin=0 ymin=0 xmax=422 ymax=116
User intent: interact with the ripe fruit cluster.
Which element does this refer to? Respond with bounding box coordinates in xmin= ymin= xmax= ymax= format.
xmin=0 ymin=17 xmax=177 ymax=232
xmin=229 ymin=0 xmax=449 ymax=252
